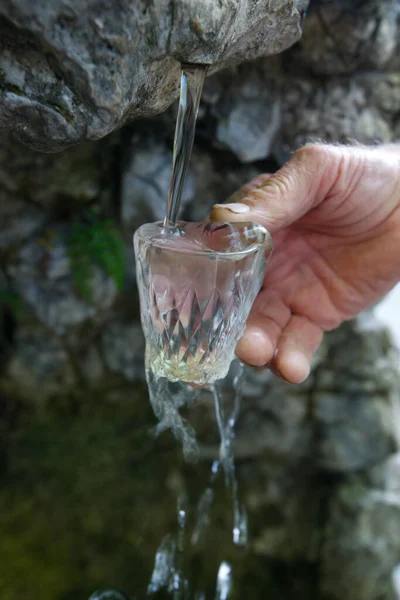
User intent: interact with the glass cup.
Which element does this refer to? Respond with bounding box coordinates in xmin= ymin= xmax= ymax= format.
xmin=134 ymin=221 xmax=273 ymax=385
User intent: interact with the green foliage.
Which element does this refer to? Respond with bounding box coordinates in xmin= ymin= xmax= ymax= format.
xmin=67 ymin=214 xmax=126 ymax=303
xmin=0 ymin=288 xmax=21 ymax=316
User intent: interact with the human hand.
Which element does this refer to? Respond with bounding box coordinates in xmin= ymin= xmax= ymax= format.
xmin=210 ymin=144 xmax=400 ymax=383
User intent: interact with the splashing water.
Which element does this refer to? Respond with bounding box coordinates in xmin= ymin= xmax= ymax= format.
xmin=147 ymin=534 xmax=177 ymax=594
xmin=89 ymin=591 xmax=130 ymax=600
xmin=191 ymin=485 xmax=214 ymax=547
xmin=146 ymin=369 xmax=200 ymax=461
xmin=214 ymin=562 xmax=232 ymax=600
xmin=148 ymin=496 xmax=189 ymax=598
xmin=192 ymin=364 xmax=248 ymax=549
xmin=144 ymin=363 xmax=247 ymax=599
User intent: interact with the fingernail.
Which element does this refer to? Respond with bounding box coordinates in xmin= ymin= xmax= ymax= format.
xmin=213 ymin=202 xmax=250 ymax=214
xmin=286 ymin=351 xmax=310 ymax=383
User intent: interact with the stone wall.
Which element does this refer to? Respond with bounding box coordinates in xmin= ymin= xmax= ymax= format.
xmin=0 ymin=0 xmax=305 ymax=151
xmin=1 ymin=1 xmax=400 ymax=599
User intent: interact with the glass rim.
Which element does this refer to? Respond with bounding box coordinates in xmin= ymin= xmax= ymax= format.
xmin=134 ymin=220 xmax=273 ymax=259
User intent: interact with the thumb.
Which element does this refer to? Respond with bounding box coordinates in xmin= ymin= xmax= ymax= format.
xmin=210 ymin=144 xmax=342 ymax=233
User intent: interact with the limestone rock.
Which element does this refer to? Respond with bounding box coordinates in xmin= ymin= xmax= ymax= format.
xmin=214 ymin=66 xmax=281 ymax=163
xmin=294 ymin=0 xmax=399 ymax=76
xmin=0 ymin=192 xmax=46 ymax=250
xmin=277 ymin=73 xmax=399 ymax=160
xmin=321 ymin=454 xmax=400 ymax=600
xmin=79 ymin=345 xmax=105 ymax=387
xmin=0 ymin=3 xmax=400 ymax=597
xmin=184 ymin=147 xmax=261 ymax=222
xmin=312 ymin=315 xmax=398 ymax=472
xmin=240 ymin=460 xmax=325 ymax=562
xmin=121 ymin=136 xmax=194 ymax=228
xmin=0 ymin=0 xmax=303 ymax=152
xmin=316 ymin=314 xmax=397 ymax=395
xmin=8 ymin=226 xmax=117 ymax=335
xmin=314 ymin=393 xmax=395 ymax=472
xmin=120 ymin=126 xmax=265 ymax=227
xmin=0 ymin=137 xmax=106 ymax=211
xmin=1 ymin=323 xmax=76 ymax=401
xmin=234 ymin=376 xmax=312 ymax=460
xmin=102 ymin=319 xmax=145 ymax=382
xmin=191 ymin=362 xmax=314 ymax=462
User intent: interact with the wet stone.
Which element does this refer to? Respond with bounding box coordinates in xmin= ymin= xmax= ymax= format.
xmin=214 ymin=67 xmax=281 ymax=163
xmin=0 ymin=0 xmax=302 ymax=151
xmin=314 ymin=395 xmax=395 ymax=472
xmin=369 ymin=453 xmax=400 ymax=492
xmin=321 ymin=454 xmax=400 ymax=600
xmin=0 ymin=138 xmax=104 ymax=211
xmin=293 ymin=0 xmax=399 ymax=75
xmin=102 ymin=319 xmax=145 ymax=383
xmin=8 ymin=226 xmax=117 ymax=335
xmin=0 ymin=192 xmax=46 ymax=250
xmin=121 ymin=137 xmax=194 ymax=228
xmin=184 ymin=148 xmax=261 ymax=222
xmin=240 ymin=460 xmax=326 ymax=562
xmin=311 ymin=315 xmax=399 ymax=472
xmin=79 ymin=345 xmax=105 ymax=388
xmin=2 ymin=323 xmax=76 ymax=401
xmin=317 ymin=314 xmax=397 ymax=395
xmin=235 ymin=384 xmax=311 ymax=461
xmin=277 ymin=74 xmax=397 ymax=159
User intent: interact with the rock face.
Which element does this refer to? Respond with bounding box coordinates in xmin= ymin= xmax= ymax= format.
xmin=0 ymin=0 xmax=304 ymax=152
xmin=121 ymin=136 xmax=195 ymax=227
xmin=4 ymin=323 xmax=77 ymax=400
xmin=0 ymin=0 xmax=400 ymax=599
xmin=321 ymin=455 xmax=400 ymax=600
xmin=277 ymin=72 xmax=400 ymax=159
xmin=9 ymin=226 xmax=117 ymax=335
xmin=215 ymin=66 xmax=281 ymax=162
xmin=296 ymin=0 xmax=399 ymax=75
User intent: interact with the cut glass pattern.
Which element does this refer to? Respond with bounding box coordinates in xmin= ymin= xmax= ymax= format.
xmin=134 ymin=221 xmax=273 ymax=385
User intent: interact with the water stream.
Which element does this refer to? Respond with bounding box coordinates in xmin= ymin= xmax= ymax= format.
xmin=146 ymin=364 xmax=247 ymax=599
xmin=164 ymin=64 xmax=207 ymax=228
xmin=93 ymin=64 xmax=247 ymax=599
xmin=192 ymin=364 xmax=248 ymax=550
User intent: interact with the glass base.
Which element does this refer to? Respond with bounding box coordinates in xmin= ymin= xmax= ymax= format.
xmin=146 ymin=343 xmax=232 ymax=385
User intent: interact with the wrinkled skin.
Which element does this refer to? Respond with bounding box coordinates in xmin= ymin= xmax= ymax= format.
xmin=210 ymin=143 xmax=400 ymax=383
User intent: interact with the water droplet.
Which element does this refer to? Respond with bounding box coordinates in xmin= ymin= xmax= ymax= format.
xmin=233 ymin=504 xmax=248 ymax=547
xmin=215 ymin=561 xmax=232 ymax=600
xmin=89 ymin=591 xmax=129 ymax=600
xmin=147 ymin=535 xmax=176 ymax=594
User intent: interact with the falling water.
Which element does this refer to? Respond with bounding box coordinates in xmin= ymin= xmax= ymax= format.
xmin=91 ymin=64 xmax=248 ymax=600
xmin=192 ymin=364 xmax=248 ymax=549
xmin=147 ymin=495 xmax=189 ymax=598
xmin=89 ymin=591 xmax=130 ymax=600
xmin=144 ymin=363 xmax=247 ymax=599
xmin=214 ymin=562 xmax=232 ymax=600
xmin=147 ymin=371 xmax=201 ymax=461
xmin=164 ymin=64 xmax=207 ymax=228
